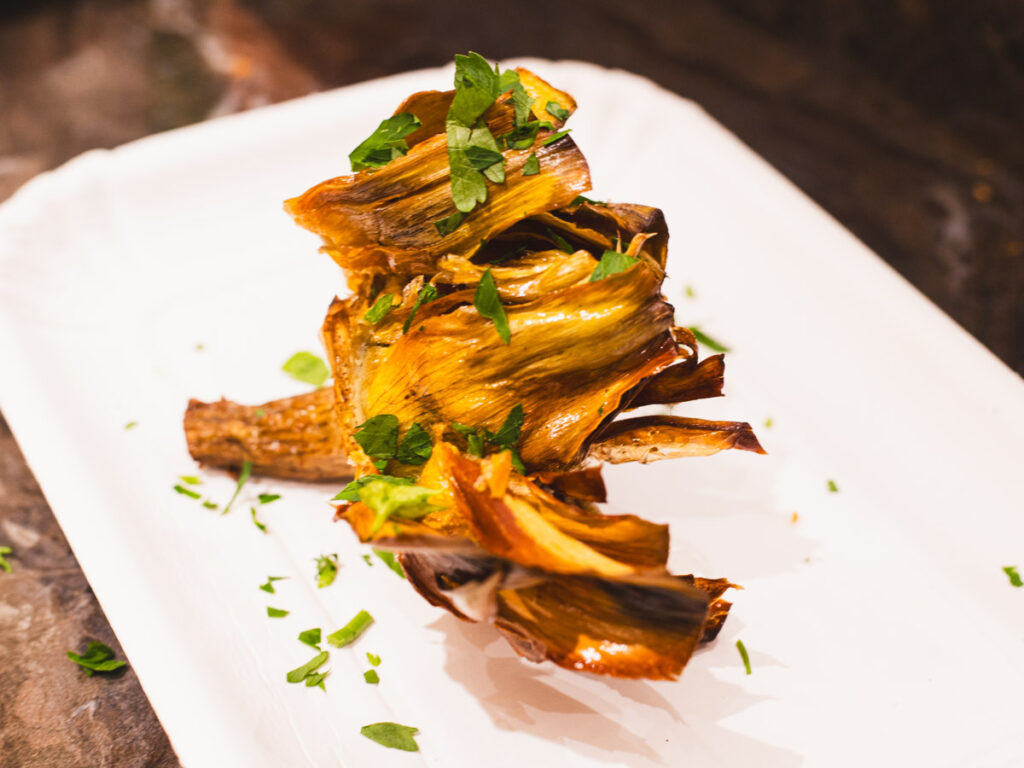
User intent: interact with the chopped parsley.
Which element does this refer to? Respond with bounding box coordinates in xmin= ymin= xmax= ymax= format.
xmin=545 ymin=100 xmax=570 ymax=121
xmin=222 ymin=460 xmax=252 ymax=515
xmin=354 ymin=415 xmax=399 ymax=461
xmin=451 ymin=422 xmax=485 ymax=457
xmin=282 ymin=351 xmax=330 ymax=388
xmin=403 ymin=284 xmax=439 ymax=334
xmin=1003 ymin=566 xmax=1023 ymax=588
xmin=570 ymin=195 xmax=605 ymax=206
xmin=250 ymin=507 xmax=267 ymax=533
xmin=395 ymin=422 xmax=433 ymax=465
xmin=363 ymin=293 xmax=396 ymax=324
xmin=366 ymin=652 xmax=382 ymax=667
xmin=685 ymin=285 xmax=696 ymax=299
xmin=474 ymin=268 xmax=510 ymax=344
xmin=522 ymin=152 xmax=540 ymax=176
xmin=315 ymin=554 xmax=339 ymax=588
xmin=298 ymin=628 xmax=322 ymax=650
xmin=373 ymin=549 xmax=406 ymax=578
xmin=764 ymin=418 xmax=773 ymax=428
xmin=333 ymin=474 xmax=414 ymax=502
xmin=305 ymin=671 xmax=328 ymax=690
xmin=359 ymin=479 xmax=441 ymax=533
xmin=451 ymin=405 xmax=526 ymax=469
xmin=0 ymin=546 xmax=12 ymax=573
xmin=67 ymin=641 xmax=126 ymax=676
xmin=202 ymin=500 xmax=218 ymax=510
xmin=254 ymin=408 xmax=267 ymax=419
xmin=434 ymin=211 xmax=466 ymax=237
xmin=267 ymin=606 xmax=289 ymax=618
xmin=361 ymin=722 xmax=420 ymax=752
xmin=364 ymin=669 xmax=380 ymax=684
xmin=736 ymin=639 xmax=752 ymax=675
xmin=540 ymin=129 xmax=571 ymax=146
xmin=546 ymin=227 xmax=574 ymax=254
xmin=349 ymin=112 xmax=422 ymax=172
xmin=259 ymin=576 xmax=287 ymax=594
xmin=173 ymin=484 xmax=201 ymax=500
xmin=327 ymin=610 xmax=374 ymax=648
xmin=179 ymin=475 xmax=201 ymax=485
xmin=827 ymin=479 xmax=839 ymax=493
xmin=258 ymin=493 xmax=280 ymax=505
xmin=124 ymin=421 xmax=137 ymax=430
xmin=286 ymin=651 xmax=329 ymax=684
xmin=362 ymin=554 xmax=372 ymax=566
xmin=688 ymin=327 xmax=730 ymax=353
xmin=590 ymin=249 xmax=638 ymax=282
xmin=486 ymin=403 xmax=524 ymax=448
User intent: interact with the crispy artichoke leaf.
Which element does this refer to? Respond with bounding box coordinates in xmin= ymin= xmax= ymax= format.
xmin=184 ymin=388 xmax=351 ymax=481
xmin=284 ymin=131 xmax=591 ymax=277
xmin=357 ymin=264 xmax=681 ymax=471
xmin=434 ymin=248 xmax=597 ymax=302
xmin=589 ymin=415 xmax=766 ymax=464
xmin=629 ymin=354 xmax=726 ymax=408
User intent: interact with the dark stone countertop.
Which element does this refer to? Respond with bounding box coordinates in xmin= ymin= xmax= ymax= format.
xmin=1 ymin=1 xmax=1022 ymax=765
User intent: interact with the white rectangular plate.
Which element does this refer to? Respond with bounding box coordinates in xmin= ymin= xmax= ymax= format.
xmin=2 ymin=59 xmax=1023 ymax=768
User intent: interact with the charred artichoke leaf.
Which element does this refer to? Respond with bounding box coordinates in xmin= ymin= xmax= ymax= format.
xmin=284 ymin=130 xmax=591 ymax=277
xmin=358 ymin=264 xmax=683 ymax=471
xmin=434 ymin=248 xmax=597 ymax=301
xmin=184 ymin=388 xmax=352 ymax=481
xmin=589 ymin=415 xmax=766 ymax=464
xmin=629 ymin=354 xmax=726 ymax=408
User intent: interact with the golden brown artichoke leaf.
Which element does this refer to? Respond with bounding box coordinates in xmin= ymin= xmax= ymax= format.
xmin=351 ymin=264 xmax=682 ymax=471
xmin=284 ymin=131 xmax=591 ymax=277
xmin=184 ymin=388 xmax=351 ymax=481
xmin=589 ymin=414 xmax=766 ymax=464
xmin=629 ymin=354 xmax=726 ymax=408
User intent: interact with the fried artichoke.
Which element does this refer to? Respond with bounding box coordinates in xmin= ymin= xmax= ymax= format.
xmin=184 ymin=54 xmax=763 ymax=680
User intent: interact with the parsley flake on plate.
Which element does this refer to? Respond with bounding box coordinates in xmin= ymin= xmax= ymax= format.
xmin=259 ymin=575 xmax=287 ymax=594
xmin=364 ymin=669 xmax=380 ymax=684
xmin=286 ymin=650 xmax=329 ymax=684
xmin=282 ymin=351 xmax=330 ymax=388
xmin=267 ymin=607 xmax=289 ymax=618
xmin=298 ymin=628 xmax=322 ymax=650
xmin=688 ymin=327 xmax=730 ymax=353
xmin=173 ymin=484 xmax=201 ymax=500
xmin=366 ymin=652 xmax=381 ymax=667
xmin=222 ymin=460 xmax=252 ymax=515
xmin=736 ymin=639 xmax=752 ymax=675
xmin=250 ymin=507 xmax=267 ymax=533
xmin=315 ymin=554 xmax=339 ymax=588
xmin=361 ymin=722 xmax=420 ymax=752
xmin=67 ymin=641 xmax=126 ymax=676
xmin=124 ymin=421 xmax=137 ymax=430
xmin=258 ymin=493 xmax=280 ymax=505
xmin=373 ymin=549 xmax=405 ymax=578
xmin=827 ymin=479 xmax=839 ymax=493
xmin=1003 ymin=565 xmax=1023 ymax=587
xmin=327 ymin=610 xmax=374 ymax=648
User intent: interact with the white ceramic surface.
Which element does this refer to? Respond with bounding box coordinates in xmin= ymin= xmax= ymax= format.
xmin=2 ymin=59 xmax=1023 ymax=768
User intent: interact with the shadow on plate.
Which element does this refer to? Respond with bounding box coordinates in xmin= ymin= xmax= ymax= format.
xmin=430 ymin=614 xmax=802 ymax=767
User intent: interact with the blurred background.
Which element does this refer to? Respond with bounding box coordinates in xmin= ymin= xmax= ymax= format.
xmin=1 ymin=1 xmax=1021 ymax=765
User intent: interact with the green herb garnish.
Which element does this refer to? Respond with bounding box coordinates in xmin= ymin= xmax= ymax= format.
xmin=485 ymin=404 xmax=524 ymax=448
xmin=1003 ymin=565 xmax=1023 ymax=587
xmin=522 ymin=152 xmax=540 ymax=176
xmin=546 ymin=227 xmax=574 ymax=254
xmin=179 ymin=475 xmax=201 ymax=485
xmin=315 ymin=554 xmax=339 ymax=588
xmin=305 ymin=671 xmax=328 ymax=690
xmin=0 ymin=546 xmax=12 ymax=573
xmin=67 ymin=641 xmax=126 ymax=676
xmin=222 ymin=460 xmax=252 ymax=515
xmin=333 ymin=474 xmax=414 ymax=502
xmin=541 ymin=129 xmax=571 ymax=146
xmin=764 ymin=418 xmax=773 ymax=428
xmin=434 ymin=211 xmax=466 ymax=237
xmin=827 ymin=479 xmax=839 ymax=493
xmin=267 ymin=606 xmax=289 ymax=618
xmin=254 ymin=408 xmax=267 ymax=418
xmin=282 ymin=351 xmax=330 ymax=387
xmin=590 ymin=249 xmax=638 ymax=282
xmin=545 ymin=100 xmax=570 ymax=121
xmin=373 ymin=549 xmax=405 ymax=578
xmin=474 ymin=268 xmax=510 ymax=344
xmin=258 ymin=493 xmax=280 ymax=504
xmin=327 ymin=610 xmax=374 ymax=648
xmin=363 ymin=293 xmax=396 ymax=324
xmin=259 ymin=576 xmax=287 ymax=594
xmin=395 ymin=422 xmax=433 ymax=465
xmin=354 ymin=415 xmax=399 ymax=460
xmin=251 ymin=507 xmax=267 ymax=533
xmin=298 ymin=628 xmax=322 ymax=650
xmin=173 ymin=484 xmax=201 ymax=500
xmin=364 ymin=669 xmax=380 ymax=684
xmin=360 ymin=479 xmax=441 ymax=533
xmin=451 ymin=422 xmax=485 ymax=457
xmin=685 ymin=285 xmax=696 ymax=299
xmin=366 ymin=652 xmax=382 ymax=666
xmin=403 ymin=284 xmax=439 ymax=334
xmin=688 ymin=327 xmax=730 ymax=353
xmin=361 ymin=722 xmax=420 ymax=752
xmin=349 ymin=112 xmax=422 ymax=172
xmin=570 ymin=194 xmax=605 ymax=206
xmin=202 ymin=500 xmax=218 ymax=510
xmin=362 ymin=554 xmax=372 ymax=566
xmin=736 ymin=639 xmax=752 ymax=675
xmin=286 ymin=651 xmax=329 ymax=684
xmin=124 ymin=421 xmax=137 ymax=430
